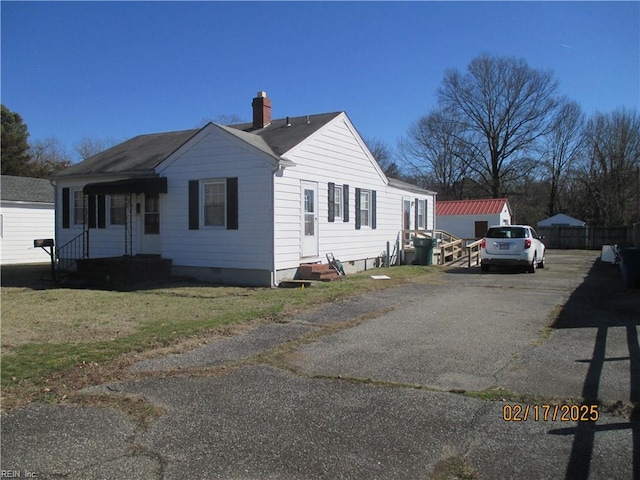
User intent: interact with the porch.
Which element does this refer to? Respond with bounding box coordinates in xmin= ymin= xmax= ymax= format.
xmin=76 ymin=255 xmax=173 ymax=289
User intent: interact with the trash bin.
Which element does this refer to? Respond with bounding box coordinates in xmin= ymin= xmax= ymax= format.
xmin=412 ymin=237 xmax=435 ymax=266
xmin=619 ymin=247 xmax=640 ymax=289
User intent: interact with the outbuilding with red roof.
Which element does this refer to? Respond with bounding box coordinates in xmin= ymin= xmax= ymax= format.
xmin=436 ymin=198 xmax=512 ymax=240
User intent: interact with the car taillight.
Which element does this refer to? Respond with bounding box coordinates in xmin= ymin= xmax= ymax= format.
xmin=524 ymin=239 xmax=532 ymax=249
xmin=481 ymin=239 xmax=486 ymax=249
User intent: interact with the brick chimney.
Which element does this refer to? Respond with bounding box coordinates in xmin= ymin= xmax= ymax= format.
xmin=252 ymin=91 xmax=271 ymax=129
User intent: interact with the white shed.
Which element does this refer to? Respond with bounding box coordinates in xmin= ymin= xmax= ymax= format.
xmin=1 ymin=175 xmax=55 ymax=265
xmin=537 ymin=213 xmax=586 ymax=227
xmin=436 ymin=198 xmax=512 ymax=240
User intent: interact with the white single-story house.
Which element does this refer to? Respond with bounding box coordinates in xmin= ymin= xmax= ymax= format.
xmin=1 ymin=175 xmax=55 ymax=265
xmin=435 ymin=198 xmax=512 ymax=240
xmin=537 ymin=213 xmax=586 ymax=227
xmin=51 ymin=92 xmax=437 ymax=286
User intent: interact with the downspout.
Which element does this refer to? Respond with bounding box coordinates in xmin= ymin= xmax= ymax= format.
xmin=270 ymin=165 xmax=277 ymax=287
xmin=49 ymin=178 xmax=59 ymax=264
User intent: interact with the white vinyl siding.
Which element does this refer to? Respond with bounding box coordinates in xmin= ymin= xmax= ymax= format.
xmin=0 ymin=202 xmax=55 ymax=265
xmin=274 ymin=113 xmax=436 ymax=272
xmin=436 ymin=214 xmax=504 ymax=240
xmin=158 ymin=125 xmax=274 ymax=271
xmin=55 ymin=176 xmax=149 ymax=259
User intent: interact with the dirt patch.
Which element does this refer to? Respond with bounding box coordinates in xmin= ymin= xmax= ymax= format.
xmin=431 ymin=455 xmax=478 ymax=480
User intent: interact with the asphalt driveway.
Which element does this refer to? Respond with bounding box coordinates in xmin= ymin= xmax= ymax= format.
xmin=2 ymin=250 xmax=638 ymax=479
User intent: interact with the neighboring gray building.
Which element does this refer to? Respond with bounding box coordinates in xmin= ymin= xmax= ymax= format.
xmin=1 ymin=175 xmax=55 ymax=265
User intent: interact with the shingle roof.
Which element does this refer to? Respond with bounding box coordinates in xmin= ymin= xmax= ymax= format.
xmin=388 ymin=178 xmax=437 ymax=196
xmin=52 ymin=112 xmax=342 ymax=178
xmin=1 ymin=175 xmax=54 ymax=203
xmin=53 ymin=128 xmax=201 ymax=177
xmin=229 ymin=112 xmax=343 ymax=156
xmin=436 ymin=198 xmax=509 ymax=216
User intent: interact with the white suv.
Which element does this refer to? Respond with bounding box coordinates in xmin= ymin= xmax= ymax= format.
xmin=480 ymin=225 xmax=546 ymax=273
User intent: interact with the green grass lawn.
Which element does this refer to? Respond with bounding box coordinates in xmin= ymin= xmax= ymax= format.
xmin=1 ymin=263 xmax=437 ymax=410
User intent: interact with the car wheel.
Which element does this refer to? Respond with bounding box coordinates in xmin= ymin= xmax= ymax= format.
xmin=538 ymin=257 xmax=545 ymax=269
xmin=481 ymin=263 xmax=490 ymax=273
xmin=528 ymin=255 xmax=537 ymax=273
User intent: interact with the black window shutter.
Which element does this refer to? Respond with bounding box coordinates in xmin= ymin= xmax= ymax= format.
xmin=97 ymin=195 xmax=106 ymax=229
xmin=62 ymin=188 xmax=70 ymax=228
xmin=88 ymin=195 xmax=97 ymax=228
xmin=372 ymin=190 xmax=377 ymax=229
xmin=188 ymin=180 xmax=199 ymax=230
xmin=343 ymin=184 xmax=349 ymax=222
xmin=355 ymin=187 xmax=361 ymax=230
xmin=415 ymin=197 xmax=419 ymax=230
xmin=226 ymin=177 xmax=238 ymax=230
xmin=328 ymin=182 xmax=335 ymax=222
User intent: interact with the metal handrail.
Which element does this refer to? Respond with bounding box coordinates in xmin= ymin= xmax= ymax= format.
xmin=55 ymin=230 xmax=89 ymax=271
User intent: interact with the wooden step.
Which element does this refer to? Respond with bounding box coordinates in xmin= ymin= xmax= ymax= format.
xmin=297 ymin=263 xmax=342 ymax=282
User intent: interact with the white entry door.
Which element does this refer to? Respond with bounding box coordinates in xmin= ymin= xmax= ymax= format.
xmin=139 ymin=193 xmax=161 ymax=255
xmin=301 ymin=181 xmax=319 ymax=258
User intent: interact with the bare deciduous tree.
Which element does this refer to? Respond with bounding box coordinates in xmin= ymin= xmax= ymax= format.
xmin=198 ymin=114 xmax=246 ymax=127
xmin=364 ymin=137 xmax=400 ymax=178
xmin=577 ymin=109 xmax=640 ymax=225
xmin=438 ymin=54 xmax=561 ymax=197
xmin=542 ymin=100 xmax=584 ymax=216
xmin=399 ymin=108 xmax=470 ymax=199
xmin=73 ymin=137 xmax=118 ymax=161
xmin=29 ymin=137 xmax=72 ymax=177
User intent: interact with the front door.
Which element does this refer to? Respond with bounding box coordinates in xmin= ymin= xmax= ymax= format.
xmin=139 ymin=193 xmax=161 ymax=255
xmin=301 ymin=181 xmax=318 ymax=258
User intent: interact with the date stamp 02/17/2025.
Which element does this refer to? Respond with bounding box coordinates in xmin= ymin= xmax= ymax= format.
xmin=502 ymin=404 xmax=600 ymax=422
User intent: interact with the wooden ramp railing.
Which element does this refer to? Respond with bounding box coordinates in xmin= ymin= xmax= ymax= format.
xmin=466 ymin=238 xmax=483 ymax=267
xmin=400 ymin=230 xmax=465 ymax=265
xmin=400 ymin=230 xmax=484 ymax=267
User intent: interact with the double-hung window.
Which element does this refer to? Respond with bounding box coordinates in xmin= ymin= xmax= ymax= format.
xmin=359 ymin=190 xmax=371 ymax=227
xmin=110 ymin=195 xmax=126 ymax=225
xmin=73 ymin=190 xmax=85 ymax=226
xmin=334 ymin=186 xmax=343 ymax=220
xmin=188 ymin=178 xmax=238 ymax=230
xmin=203 ymin=180 xmax=226 ymax=227
xmin=417 ymin=200 xmax=426 ymax=229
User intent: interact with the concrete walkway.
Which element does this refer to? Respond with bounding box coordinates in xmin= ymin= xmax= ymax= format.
xmin=2 ymin=250 xmax=638 ymax=479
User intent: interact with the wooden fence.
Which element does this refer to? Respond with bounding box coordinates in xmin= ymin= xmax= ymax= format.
xmin=536 ymin=226 xmax=634 ymax=250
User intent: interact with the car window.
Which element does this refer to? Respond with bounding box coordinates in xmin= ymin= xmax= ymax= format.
xmin=486 ymin=227 xmax=527 ymax=239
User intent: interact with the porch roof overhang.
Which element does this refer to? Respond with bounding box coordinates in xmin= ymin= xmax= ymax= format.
xmin=83 ymin=176 xmax=168 ymax=195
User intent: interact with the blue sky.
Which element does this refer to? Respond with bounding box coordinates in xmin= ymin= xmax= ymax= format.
xmin=2 ymin=1 xmax=638 ymax=162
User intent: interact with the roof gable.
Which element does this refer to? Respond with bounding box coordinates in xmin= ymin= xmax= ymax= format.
xmin=53 ymin=113 xmax=341 ymax=179
xmin=1 ymin=175 xmax=54 ymax=203
xmin=436 ymin=198 xmax=510 ymax=216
